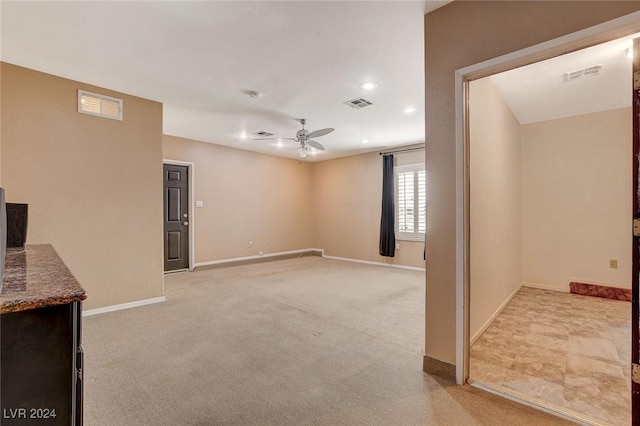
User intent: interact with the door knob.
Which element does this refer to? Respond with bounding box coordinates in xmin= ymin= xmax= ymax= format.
xmin=183 ymin=213 xmax=188 ymax=218
xmin=183 ymin=221 xmax=189 ymax=226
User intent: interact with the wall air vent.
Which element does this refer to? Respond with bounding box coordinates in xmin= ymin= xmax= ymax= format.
xmin=78 ymin=90 xmax=123 ymax=120
xmin=563 ymin=64 xmax=602 ymax=82
xmin=344 ymin=97 xmax=373 ymax=109
xmin=256 ymin=131 xmax=273 ymax=137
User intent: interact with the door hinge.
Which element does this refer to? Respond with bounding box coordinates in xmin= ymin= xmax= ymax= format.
xmin=633 ymin=363 xmax=640 ymax=384
xmin=634 ymin=219 xmax=640 ymax=237
xmin=634 ymin=71 xmax=640 ymax=90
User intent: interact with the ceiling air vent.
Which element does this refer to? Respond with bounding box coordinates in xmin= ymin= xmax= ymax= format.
xmin=256 ymin=131 xmax=273 ymax=137
xmin=563 ymin=64 xmax=602 ymax=82
xmin=78 ymin=90 xmax=123 ymax=120
xmin=344 ymin=97 xmax=373 ymax=109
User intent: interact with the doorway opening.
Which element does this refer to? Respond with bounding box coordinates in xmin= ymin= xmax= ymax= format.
xmin=456 ymin=13 xmax=640 ymax=426
xmin=163 ymin=160 xmax=195 ymax=272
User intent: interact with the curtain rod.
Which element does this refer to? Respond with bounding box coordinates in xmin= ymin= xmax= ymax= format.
xmin=379 ymin=146 xmax=425 ymax=156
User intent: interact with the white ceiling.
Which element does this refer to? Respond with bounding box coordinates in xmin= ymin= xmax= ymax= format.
xmin=0 ymin=1 xmax=450 ymax=162
xmin=2 ymin=2 xmax=632 ymax=161
xmin=490 ymin=35 xmax=635 ymax=124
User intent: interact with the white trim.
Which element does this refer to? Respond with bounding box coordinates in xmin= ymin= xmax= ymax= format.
xmin=323 ymin=254 xmax=425 ymax=272
xmin=455 ymin=11 xmax=640 ymax=387
xmin=194 ymin=249 xmax=425 ymax=271
xmin=395 ymin=163 xmax=426 ymax=241
xmin=522 ymin=282 xmax=570 ymax=293
xmin=470 ymin=381 xmax=602 ymax=426
xmin=163 ymin=159 xmax=195 ymax=272
xmin=455 ymin=65 xmax=467 ymax=386
xmin=457 ymin=11 xmax=640 ymax=80
xmin=194 ymin=248 xmax=325 ymax=268
xmin=83 ymin=296 xmax=166 ymax=317
xmin=470 ymin=284 xmax=522 ymax=345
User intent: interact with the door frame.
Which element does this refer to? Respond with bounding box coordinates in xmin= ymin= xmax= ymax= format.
xmin=454 ymin=11 xmax=640 ymax=386
xmin=163 ymin=159 xmax=195 ymax=272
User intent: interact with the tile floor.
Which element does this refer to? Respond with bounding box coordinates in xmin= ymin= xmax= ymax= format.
xmin=470 ymin=287 xmax=631 ymax=426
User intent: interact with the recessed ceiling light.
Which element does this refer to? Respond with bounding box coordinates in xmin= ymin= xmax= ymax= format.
xmin=404 ymin=106 xmax=417 ymax=114
xmin=361 ymin=81 xmax=378 ymax=91
xmin=361 ymin=138 xmax=369 ymax=144
xmin=238 ymin=132 xmax=248 ymax=139
xmin=276 ymin=139 xmax=284 ymax=148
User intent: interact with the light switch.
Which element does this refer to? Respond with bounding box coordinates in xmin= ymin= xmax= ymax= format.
xmin=196 ymin=200 xmax=204 ymax=208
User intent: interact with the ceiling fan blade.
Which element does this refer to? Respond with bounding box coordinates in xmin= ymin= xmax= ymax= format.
xmin=307 ymin=127 xmax=334 ymax=138
xmin=253 ymin=137 xmax=296 ymax=141
xmin=307 ymin=140 xmax=325 ymax=151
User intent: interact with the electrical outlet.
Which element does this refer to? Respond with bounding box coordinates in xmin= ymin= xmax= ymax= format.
xmin=267 ymin=238 xmax=271 ymax=246
xmin=248 ymin=241 xmax=252 ymax=248
xmin=259 ymin=251 xmax=264 ymax=256
xmin=609 ymin=259 xmax=618 ymax=269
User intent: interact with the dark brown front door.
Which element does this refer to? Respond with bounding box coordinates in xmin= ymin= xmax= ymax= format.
xmin=163 ymin=164 xmax=189 ymax=272
xmin=632 ymin=37 xmax=639 ymax=426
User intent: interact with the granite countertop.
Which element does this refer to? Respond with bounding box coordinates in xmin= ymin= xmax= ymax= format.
xmin=0 ymin=244 xmax=86 ymax=314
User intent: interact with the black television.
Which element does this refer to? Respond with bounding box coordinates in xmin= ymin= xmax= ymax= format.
xmin=6 ymin=203 xmax=27 ymax=250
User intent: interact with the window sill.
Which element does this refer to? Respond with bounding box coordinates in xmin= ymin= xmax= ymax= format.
xmin=396 ymin=236 xmax=425 ymax=243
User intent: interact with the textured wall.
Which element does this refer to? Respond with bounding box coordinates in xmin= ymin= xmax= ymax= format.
xmin=312 ymin=149 xmax=426 ymax=269
xmin=1 ymin=62 xmax=164 ymax=310
xmin=522 ymin=108 xmax=632 ymax=291
xmin=469 ymin=77 xmax=522 ymax=341
xmin=425 ymin=1 xmax=640 ymax=364
xmin=163 ymin=135 xmax=314 ymax=263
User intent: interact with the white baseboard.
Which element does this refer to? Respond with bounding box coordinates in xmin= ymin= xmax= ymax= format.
xmin=194 ymin=248 xmax=324 ymax=268
xmin=471 ymin=283 xmax=522 ymax=345
xmin=83 ymin=296 xmax=166 ymax=317
xmin=323 ymin=255 xmax=425 ymax=272
xmin=193 ymin=249 xmax=424 ymax=272
xmin=522 ymin=281 xmax=569 ymax=293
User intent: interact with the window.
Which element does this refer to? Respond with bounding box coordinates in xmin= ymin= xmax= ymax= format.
xmin=395 ymin=163 xmax=426 ymax=241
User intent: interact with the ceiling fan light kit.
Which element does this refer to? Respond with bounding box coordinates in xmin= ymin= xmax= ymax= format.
xmin=253 ymin=118 xmax=334 ymax=159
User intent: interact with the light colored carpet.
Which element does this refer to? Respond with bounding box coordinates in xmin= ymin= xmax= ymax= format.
xmin=82 ymin=257 xmax=573 ymax=425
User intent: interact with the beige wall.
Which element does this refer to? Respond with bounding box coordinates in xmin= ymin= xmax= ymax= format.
xmin=163 ymin=136 xmax=425 ymax=268
xmin=313 ymin=149 xmax=425 ymax=269
xmin=163 ymin=136 xmax=429 ymax=269
xmin=425 ymin=2 xmax=640 ymax=364
xmin=522 ymin=107 xmax=631 ymax=291
xmin=1 ymin=62 xmax=164 ymax=310
xmin=468 ymin=82 xmax=630 ymax=343
xmin=469 ymin=77 xmax=522 ymax=341
xmin=163 ymin=135 xmax=314 ymax=262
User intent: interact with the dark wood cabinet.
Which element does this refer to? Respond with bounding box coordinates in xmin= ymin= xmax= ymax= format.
xmin=1 ymin=302 xmax=83 ymax=425
xmin=0 ymin=245 xmax=86 ymax=426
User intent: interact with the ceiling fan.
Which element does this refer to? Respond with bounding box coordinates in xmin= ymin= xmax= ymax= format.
xmin=254 ymin=118 xmax=334 ymax=158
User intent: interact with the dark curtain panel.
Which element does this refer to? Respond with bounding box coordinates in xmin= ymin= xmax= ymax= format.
xmin=379 ymin=154 xmax=395 ymax=257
